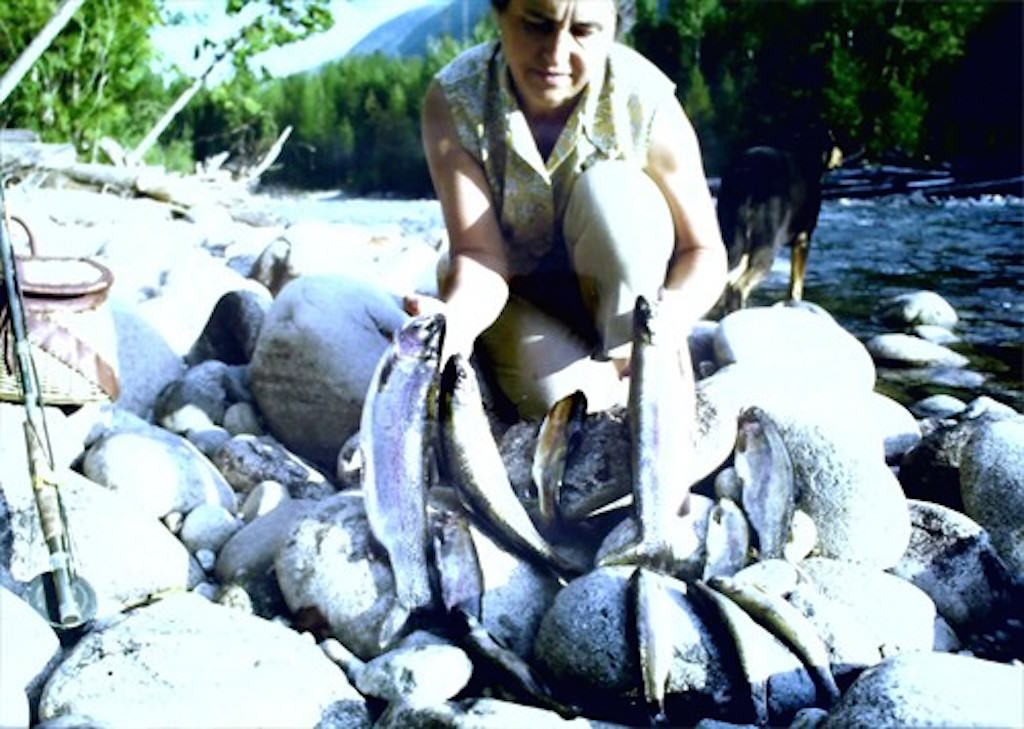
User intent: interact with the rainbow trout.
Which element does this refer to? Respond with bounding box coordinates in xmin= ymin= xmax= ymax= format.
xmin=360 ymin=313 xmax=444 ymax=648
xmin=630 ymin=567 xmax=675 ymax=722
xmin=735 ymin=406 xmax=796 ymax=560
xmin=601 ymin=295 xmax=697 ymax=571
xmin=531 ymin=390 xmax=588 ymax=534
xmin=707 ymin=575 xmax=840 ymax=707
xmin=438 ymin=354 xmax=585 ymax=578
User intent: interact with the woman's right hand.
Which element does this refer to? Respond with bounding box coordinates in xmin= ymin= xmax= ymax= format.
xmin=403 ymin=292 xmax=472 ymax=364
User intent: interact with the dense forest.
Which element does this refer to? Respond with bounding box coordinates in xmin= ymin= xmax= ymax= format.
xmin=1 ymin=0 xmax=1020 ymax=196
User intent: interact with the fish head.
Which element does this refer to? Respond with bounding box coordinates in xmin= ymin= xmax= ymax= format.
xmin=397 ymin=313 xmax=446 ymax=362
xmin=736 ymin=406 xmax=771 ymax=454
xmin=632 ymin=295 xmax=675 ymax=347
xmin=633 ymin=295 xmax=655 ymax=346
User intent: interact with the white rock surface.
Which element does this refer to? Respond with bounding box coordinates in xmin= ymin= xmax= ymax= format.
xmin=37 ymin=592 xmax=363 ymax=728
xmin=959 ymin=416 xmax=1024 ymax=573
xmin=822 ymin=653 xmax=1022 ymax=728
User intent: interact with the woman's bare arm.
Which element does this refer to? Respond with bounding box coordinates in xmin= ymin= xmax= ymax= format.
xmin=418 ymin=81 xmax=510 ymax=356
xmin=645 ymin=98 xmax=727 ymax=323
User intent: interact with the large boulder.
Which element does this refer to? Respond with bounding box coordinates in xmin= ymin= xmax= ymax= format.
xmin=81 ymin=427 xmax=236 ymax=519
xmin=797 ymin=558 xmax=936 ymax=656
xmin=959 ymin=415 xmax=1024 ymax=574
xmin=2 ymin=467 xmax=195 ymax=619
xmin=37 ymin=592 xmax=364 ymax=728
xmin=890 ymin=500 xmax=1015 ymax=630
xmin=250 ymin=275 xmax=407 ymax=467
xmin=876 ymin=290 xmax=959 ymax=329
xmin=713 ymin=306 xmax=876 ymax=393
xmin=755 ymin=398 xmax=911 ymax=568
xmin=821 ymin=653 xmax=1022 ymax=729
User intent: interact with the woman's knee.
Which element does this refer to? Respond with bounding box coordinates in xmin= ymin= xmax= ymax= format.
xmin=564 ymin=160 xmax=674 ymax=265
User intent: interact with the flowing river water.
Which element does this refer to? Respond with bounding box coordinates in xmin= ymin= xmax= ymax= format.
xmin=264 ymin=191 xmax=1023 ymax=410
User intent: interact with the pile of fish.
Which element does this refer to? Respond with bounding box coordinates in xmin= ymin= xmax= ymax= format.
xmin=357 ymin=295 xmax=841 ymax=725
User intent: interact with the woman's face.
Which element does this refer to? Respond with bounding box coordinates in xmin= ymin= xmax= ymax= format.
xmin=495 ymin=0 xmax=617 ymax=121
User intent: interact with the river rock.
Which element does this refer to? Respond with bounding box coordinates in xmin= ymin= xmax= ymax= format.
xmin=910 ymin=324 xmax=960 ymax=345
xmin=375 ymin=697 xmax=591 ymax=729
xmin=467 ymin=518 xmax=562 ymax=660
xmin=212 ymin=433 xmax=334 ymax=499
xmin=133 ymin=251 xmax=269 ymax=357
xmin=223 ymin=401 xmax=264 ymax=436
xmin=889 ymin=500 xmax=1015 ymax=630
xmin=239 ymin=480 xmax=291 ymax=522
xmin=959 ymin=415 xmax=1024 ymax=573
xmin=37 ymin=592 xmax=364 ymax=728
xmin=532 ymin=567 xmax=734 ymax=719
xmin=880 ymin=364 xmax=987 ymax=391
xmin=109 ymin=295 xmax=187 ymax=419
xmin=274 ymin=492 xmax=395 ymax=659
xmin=81 ymin=427 xmax=236 ymax=518
xmin=908 ymin=393 xmax=967 ymax=419
xmin=962 ymin=395 xmax=1018 ymax=420
xmin=179 ymin=503 xmax=242 ymax=554
xmin=355 ymin=639 xmax=473 ymax=704
xmin=820 ymin=653 xmax=1023 ymax=729
xmin=692 ymin=580 xmax=817 ymax=726
xmin=713 ymin=306 xmax=876 ymax=392
xmin=785 ymin=579 xmax=884 ymax=681
xmin=877 ymin=290 xmax=959 ymax=329
xmin=3 ymin=467 xmax=195 ymax=619
xmin=186 ymin=288 xmax=272 ymax=366
xmin=153 ymin=360 xmax=236 ymax=431
xmin=0 ymin=586 xmax=61 ymax=709
xmin=865 ymin=333 xmax=969 ymax=368
xmin=797 ymin=558 xmax=936 ymax=655
xmin=758 ymin=398 xmax=911 ymax=568
xmin=897 ymin=415 xmax=982 ymax=510
xmin=215 ymin=498 xmax=318 ymax=616
xmin=249 ymin=274 xmax=407 ymax=467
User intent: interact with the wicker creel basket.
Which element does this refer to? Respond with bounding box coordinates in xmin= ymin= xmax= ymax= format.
xmin=0 ymin=217 xmax=119 ymax=405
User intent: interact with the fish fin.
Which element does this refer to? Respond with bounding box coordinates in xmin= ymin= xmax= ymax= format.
xmin=376 ymin=604 xmax=412 ymax=651
xmin=598 ymin=538 xmax=690 ymax=574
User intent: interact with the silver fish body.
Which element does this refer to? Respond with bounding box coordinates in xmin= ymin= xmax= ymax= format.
xmin=532 ymin=390 xmax=588 ymax=533
xmin=631 ymin=567 xmax=675 ymax=721
xmin=439 ymin=354 xmax=585 ymax=578
xmin=432 ymin=506 xmax=483 ymax=619
xmin=360 ymin=313 xmax=444 ymax=647
xmin=707 ymin=575 xmax=840 ymax=707
xmin=735 ymin=406 xmax=796 ymax=560
xmin=601 ymin=295 xmax=697 ymax=571
xmin=702 ymin=497 xmax=751 ymax=580
xmin=690 ymin=580 xmax=769 ymax=725
xmin=459 ymin=610 xmax=578 ymax=717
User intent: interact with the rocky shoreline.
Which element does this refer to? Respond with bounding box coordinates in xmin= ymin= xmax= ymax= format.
xmin=1 ymin=185 xmax=1021 ymax=728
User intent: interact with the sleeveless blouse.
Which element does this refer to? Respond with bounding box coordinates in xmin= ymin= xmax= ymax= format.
xmin=435 ymin=40 xmax=677 ymax=278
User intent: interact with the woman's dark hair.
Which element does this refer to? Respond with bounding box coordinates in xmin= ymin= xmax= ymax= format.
xmin=490 ymin=0 xmax=635 ymax=39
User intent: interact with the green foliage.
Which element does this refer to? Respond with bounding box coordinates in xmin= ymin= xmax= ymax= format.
xmin=0 ymin=0 xmax=168 ymax=158
xmin=257 ymin=24 xmax=487 ymax=195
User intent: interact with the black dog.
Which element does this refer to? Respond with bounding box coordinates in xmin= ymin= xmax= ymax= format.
xmin=715 ymin=134 xmax=841 ymax=312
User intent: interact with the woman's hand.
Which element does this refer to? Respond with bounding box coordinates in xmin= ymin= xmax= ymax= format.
xmin=403 ymin=292 xmax=473 ymax=364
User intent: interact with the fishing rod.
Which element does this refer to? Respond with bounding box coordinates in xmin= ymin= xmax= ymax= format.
xmin=0 ymin=180 xmax=95 ymax=632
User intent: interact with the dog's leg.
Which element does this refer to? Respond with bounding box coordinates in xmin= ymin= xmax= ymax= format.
xmin=789 ymin=232 xmax=810 ymax=301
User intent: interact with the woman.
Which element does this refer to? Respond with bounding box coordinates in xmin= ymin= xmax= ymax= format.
xmin=407 ymin=0 xmax=726 ymax=419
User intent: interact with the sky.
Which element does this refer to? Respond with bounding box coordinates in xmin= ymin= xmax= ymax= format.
xmin=152 ymin=0 xmax=447 ymax=79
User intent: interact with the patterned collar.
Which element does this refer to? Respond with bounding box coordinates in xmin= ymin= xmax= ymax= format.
xmin=493 ymin=43 xmax=620 ymax=178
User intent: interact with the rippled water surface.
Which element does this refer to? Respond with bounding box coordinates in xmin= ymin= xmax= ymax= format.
xmin=267 ymin=191 xmax=1023 ymax=408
